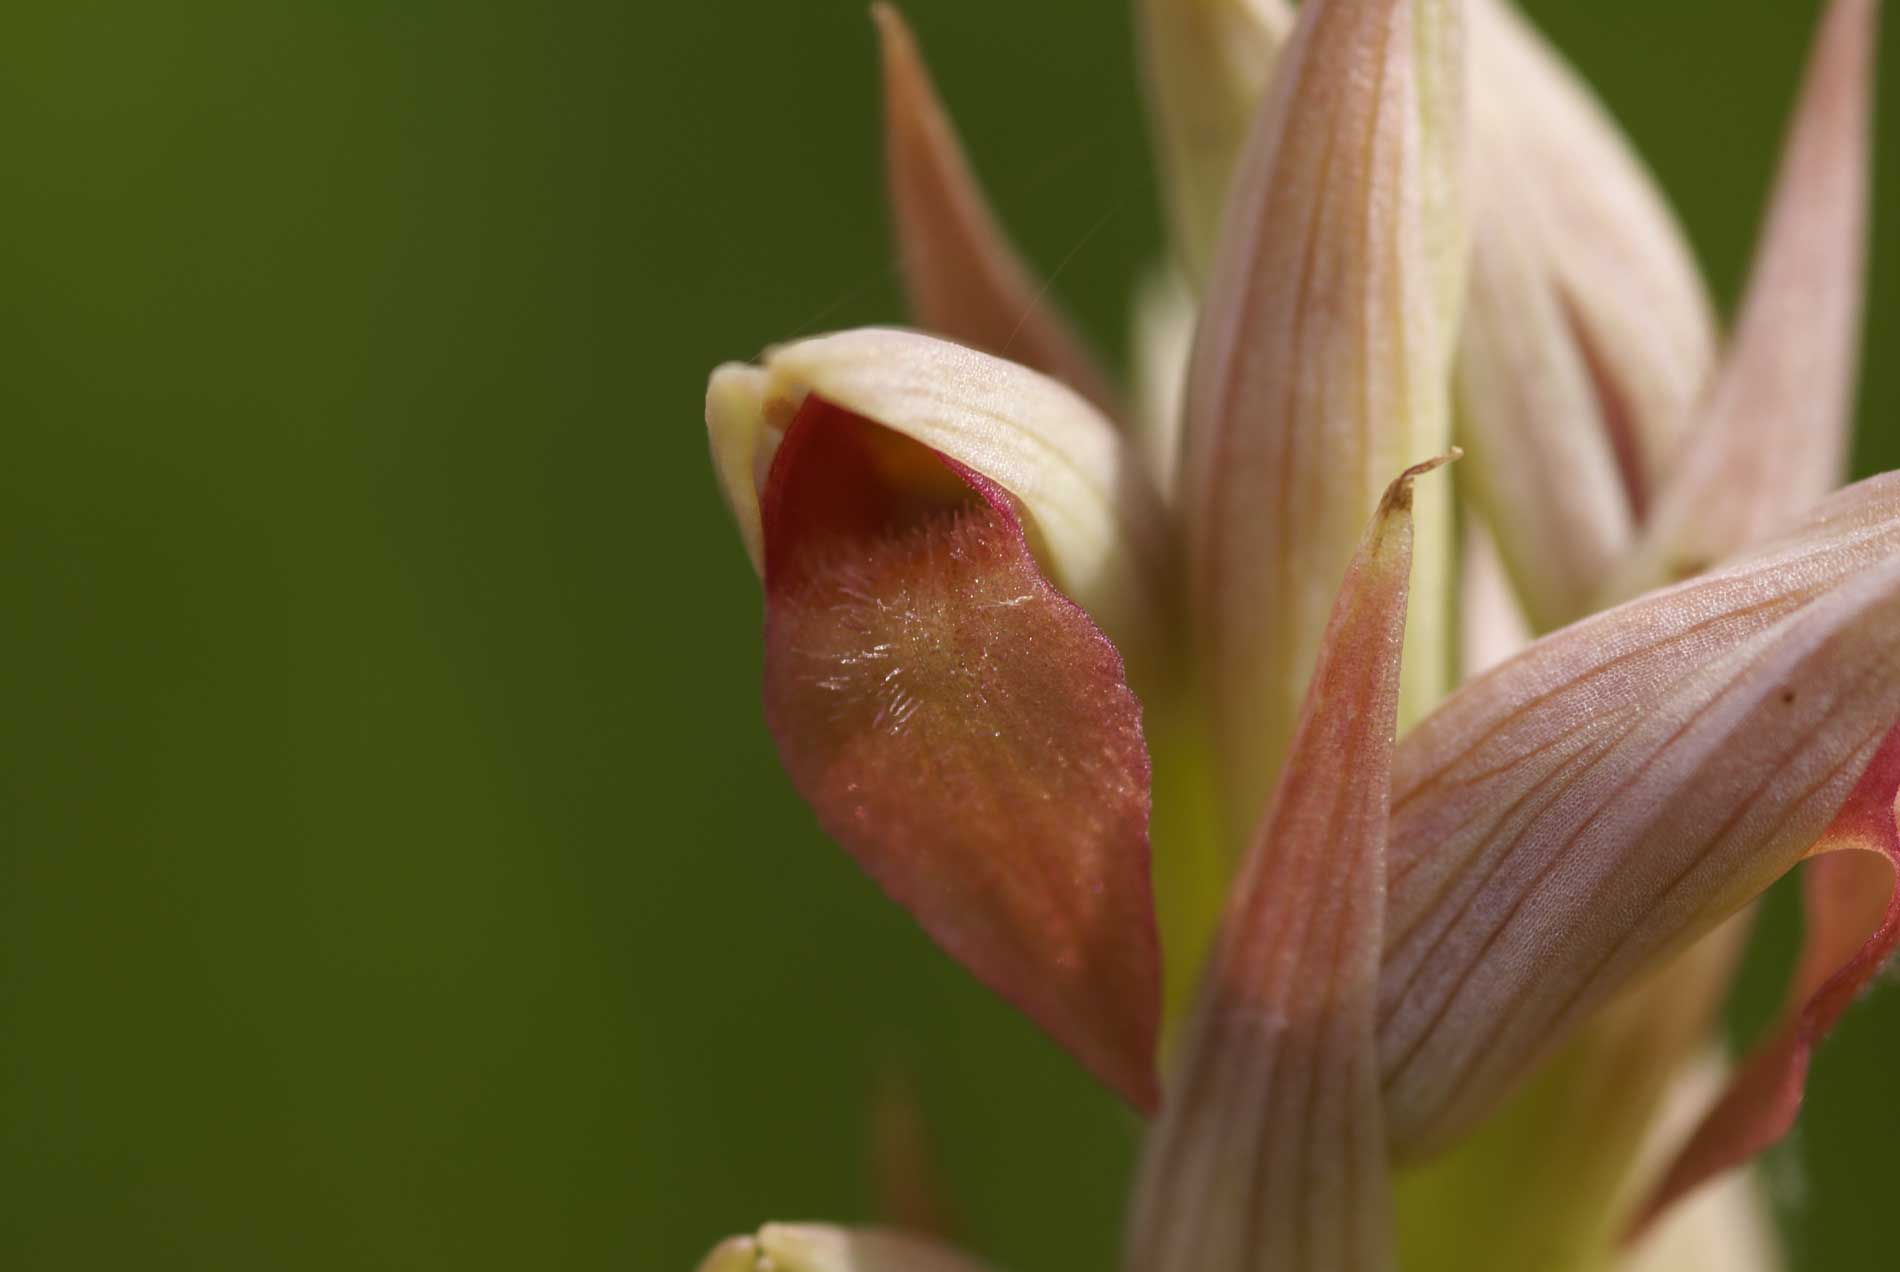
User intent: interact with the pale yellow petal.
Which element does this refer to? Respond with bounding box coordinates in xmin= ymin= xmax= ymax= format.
xmin=706 ymin=328 xmax=1169 ymax=662
xmin=695 ymin=1224 xmax=993 ymax=1272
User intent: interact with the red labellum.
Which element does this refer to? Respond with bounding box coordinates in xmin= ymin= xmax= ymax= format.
xmin=759 ymin=394 xmax=1162 ymax=1112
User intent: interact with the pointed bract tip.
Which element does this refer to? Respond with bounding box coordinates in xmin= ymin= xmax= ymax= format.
xmin=873 ymin=1 xmax=1122 ymax=413
xmin=1380 ymin=449 xmax=1462 ymax=517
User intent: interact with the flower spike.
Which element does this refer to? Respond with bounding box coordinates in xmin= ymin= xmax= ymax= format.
xmin=875 ymin=6 xmax=1121 ymax=416
xmin=1378 ymin=473 xmax=1900 ymax=1156
xmin=1607 ymin=0 xmax=1880 ymax=602
xmin=707 ymin=329 xmax=1168 ymax=1110
xmin=697 ymin=4 xmax=1890 ymax=1266
xmin=1127 ymin=456 xmax=1451 ymax=1272
xmin=1181 ymin=0 xmax=1466 ymax=839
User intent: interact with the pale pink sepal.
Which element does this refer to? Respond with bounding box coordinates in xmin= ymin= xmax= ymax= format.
xmin=1454 ymin=175 xmax=1633 ymax=630
xmin=874 ymin=5 xmax=1122 ymax=418
xmin=1469 ymin=0 xmax=1717 ymax=518
xmin=1125 ymin=459 xmax=1448 ymax=1272
xmin=695 ymin=1223 xmax=993 ymax=1272
xmin=1605 ymin=0 xmax=1879 ymax=602
xmin=1626 ymin=722 xmax=1900 ymax=1238
xmin=1181 ymin=0 xmax=1465 ymax=838
xmin=1377 ymin=472 xmax=1900 ymax=1155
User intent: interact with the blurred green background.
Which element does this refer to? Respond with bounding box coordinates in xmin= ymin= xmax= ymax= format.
xmin=0 ymin=1 xmax=1894 ymax=1268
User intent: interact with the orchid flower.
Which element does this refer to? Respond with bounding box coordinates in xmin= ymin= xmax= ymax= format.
xmin=696 ymin=0 xmax=1888 ymax=1267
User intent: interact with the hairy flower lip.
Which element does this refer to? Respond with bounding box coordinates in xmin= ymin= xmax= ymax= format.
xmin=758 ymin=391 xmax=1163 ymax=1113
xmin=756 ymin=395 xmax=979 ymax=594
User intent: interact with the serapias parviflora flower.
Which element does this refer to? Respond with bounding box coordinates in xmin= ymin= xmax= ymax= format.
xmin=695 ymin=0 xmax=1889 ymax=1267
